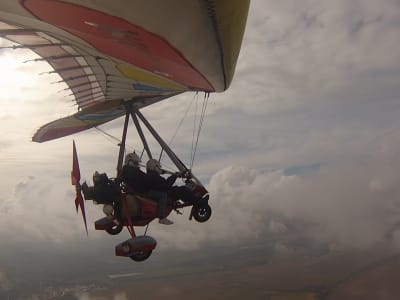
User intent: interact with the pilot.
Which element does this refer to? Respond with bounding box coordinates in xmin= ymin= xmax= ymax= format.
xmin=120 ymin=152 xmax=148 ymax=194
xmin=146 ymin=158 xmax=177 ymax=225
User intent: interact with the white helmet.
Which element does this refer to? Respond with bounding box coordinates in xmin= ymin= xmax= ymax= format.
xmin=124 ymin=152 xmax=140 ymax=167
xmin=146 ymin=158 xmax=161 ymax=174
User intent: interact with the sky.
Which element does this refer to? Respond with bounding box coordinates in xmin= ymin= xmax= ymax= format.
xmin=1 ymin=0 xmax=400 ymax=299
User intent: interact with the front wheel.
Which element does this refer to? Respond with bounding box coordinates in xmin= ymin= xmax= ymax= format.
xmin=192 ymin=204 xmax=212 ymax=223
xmin=130 ymin=250 xmax=152 ymax=262
xmin=105 ymin=222 xmax=123 ymax=235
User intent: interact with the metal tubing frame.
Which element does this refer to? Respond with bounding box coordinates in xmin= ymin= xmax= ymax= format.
xmin=116 ymin=111 xmax=130 ymax=176
xmin=117 ymin=105 xmax=204 ymax=186
xmin=130 ymin=111 xmax=152 ymax=160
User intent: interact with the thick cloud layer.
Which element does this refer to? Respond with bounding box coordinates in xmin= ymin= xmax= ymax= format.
xmin=136 ymin=128 xmax=400 ymax=254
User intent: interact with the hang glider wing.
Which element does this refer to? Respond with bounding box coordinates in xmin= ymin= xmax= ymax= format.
xmin=0 ymin=0 xmax=249 ymax=142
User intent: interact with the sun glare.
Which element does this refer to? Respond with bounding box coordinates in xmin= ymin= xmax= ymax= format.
xmin=0 ymin=44 xmax=73 ymax=115
xmin=0 ymin=50 xmax=48 ymax=99
xmin=0 ymin=46 xmax=75 ymax=145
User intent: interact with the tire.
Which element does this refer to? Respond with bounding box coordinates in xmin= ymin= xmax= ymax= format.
xmin=192 ymin=204 xmax=212 ymax=223
xmin=105 ymin=222 xmax=123 ymax=235
xmin=130 ymin=250 xmax=152 ymax=262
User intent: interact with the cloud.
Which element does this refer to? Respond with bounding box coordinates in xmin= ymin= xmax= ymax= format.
xmin=151 ymin=128 xmax=400 ymax=253
xmin=0 ymin=173 xmax=98 ymax=243
xmin=212 ymin=0 xmax=400 ymax=128
xmin=269 ymin=219 xmax=287 ymax=234
xmin=244 ymin=0 xmax=400 ymax=89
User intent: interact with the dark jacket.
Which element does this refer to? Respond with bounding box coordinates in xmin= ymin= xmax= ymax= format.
xmin=146 ymin=170 xmax=177 ymax=192
xmin=121 ymin=165 xmax=149 ymax=194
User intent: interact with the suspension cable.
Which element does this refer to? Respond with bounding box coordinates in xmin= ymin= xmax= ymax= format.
xmin=93 ymin=125 xmax=140 ymax=155
xmin=171 ymin=93 xmax=198 ymax=146
xmin=190 ymin=94 xmax=199 ymax=165
xmin=190 ymin=92 xmax=210 ymax=168
xmin=160 ymin=92 xmax=198 ymax=163
xmin=93 ymin=126 xmax=121 ymax=144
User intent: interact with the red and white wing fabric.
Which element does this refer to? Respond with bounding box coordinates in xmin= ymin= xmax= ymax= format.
xmin=0 ymin=0 xmax=249 ymax=142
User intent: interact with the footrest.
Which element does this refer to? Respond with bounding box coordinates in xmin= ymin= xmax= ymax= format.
xmin=94 ymin=217 xmax=113 ymax=230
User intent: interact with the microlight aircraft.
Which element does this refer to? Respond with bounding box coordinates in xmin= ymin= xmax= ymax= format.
xmin=0 ymin=0 xmax=249 ymax=261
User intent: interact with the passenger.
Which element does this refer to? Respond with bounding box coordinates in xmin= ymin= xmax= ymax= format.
xmin=146 ymin=159 xmax=177 ymax=225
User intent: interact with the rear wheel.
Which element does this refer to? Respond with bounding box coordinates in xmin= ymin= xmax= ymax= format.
xmin=105 ymin=222 xmax=123 ymax=235
xmin=192 ymin=204 xmax=212 ymax=223
xmin=130 ymin=250 xmax=152 ymax=262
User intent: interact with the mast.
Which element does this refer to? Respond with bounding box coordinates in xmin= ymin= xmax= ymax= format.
xmin=116 ymin=110 xmax=130 ymax=176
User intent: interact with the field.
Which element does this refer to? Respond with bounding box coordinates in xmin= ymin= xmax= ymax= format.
xmin=82 ymin=243 xmax=400 ymax=300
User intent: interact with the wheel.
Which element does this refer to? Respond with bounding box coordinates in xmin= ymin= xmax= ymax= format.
xmin=130 ymin=250 xmax=152 ymax=262
xmin=192 ymin=204 xmax=212 ymax=223
xmin=105 ymin=222 xmax=123 ymax=235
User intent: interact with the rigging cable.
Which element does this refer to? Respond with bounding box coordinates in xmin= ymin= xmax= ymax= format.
xmin=159 ymin=92 xmax=198 ymax=163
xmin=92 ymin=125 xmax=139 ymax=155
xmin=190 ymin=93 xmax=199 ymax=166
xmin=190 ymin=92 xmax=210 ymax=168
xmin=93 ymin=125 xmax=121 ymax=145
